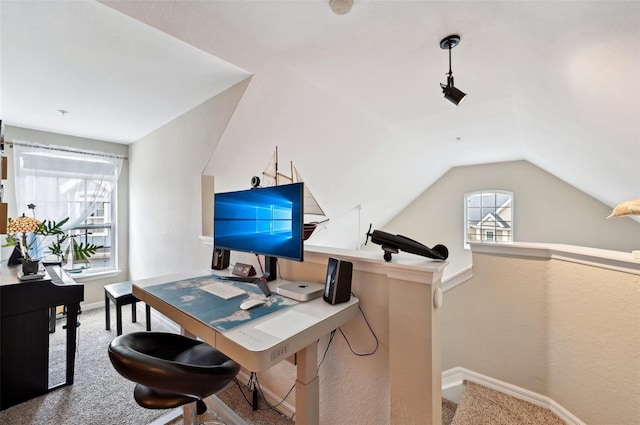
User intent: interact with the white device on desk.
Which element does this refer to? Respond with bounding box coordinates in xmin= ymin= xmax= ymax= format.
xmin=277 ymin=281 xmax=324 ymax=301
xmin=240 ymin=299 xmax=266 ymax=310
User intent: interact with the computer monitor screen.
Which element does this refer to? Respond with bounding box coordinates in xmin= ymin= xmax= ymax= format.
xmin=214 ymin=182 xmax=304 ymax=262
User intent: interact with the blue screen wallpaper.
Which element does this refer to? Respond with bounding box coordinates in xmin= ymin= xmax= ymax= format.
xmin=214 ymin=182 xmax=303 ymax=261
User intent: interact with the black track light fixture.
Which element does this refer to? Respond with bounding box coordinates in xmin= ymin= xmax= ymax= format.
xmin=440 ymin=35 xmax=467 ymax=105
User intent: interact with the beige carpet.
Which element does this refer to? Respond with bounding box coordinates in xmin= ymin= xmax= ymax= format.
xmin=0 ymin=306 xmax=292 ymax=425
xmin=0 ymin=306 xmax=568 ymax=425
xmin=443 ymin=398 xmax=458 ymax=425
xmin=448 ymin=381 xmax=566 ymax=425
xmin=168 ymin=381 xmax=294 ymax=425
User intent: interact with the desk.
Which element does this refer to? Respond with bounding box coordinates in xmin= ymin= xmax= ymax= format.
xmin=0 ymin=264 xmax=83 ymax=410
xmin=133 ymin=270 xmax=359 ymax=425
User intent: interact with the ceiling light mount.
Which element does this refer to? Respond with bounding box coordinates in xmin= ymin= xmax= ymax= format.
xmin=440 ymin=35 xmax=461 ymax=50
xmin=330 ymin=0 xmax=353 ymax=15
xmin=439 ymin=34 xmax=467 ymax=105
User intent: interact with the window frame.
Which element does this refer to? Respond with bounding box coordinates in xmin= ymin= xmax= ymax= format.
xmin=35 ymin=177 xmax=118 ymax=277
xmin=10 ymin=142 xmax=121 ymax=277
xmin=464 ymin=190 xmax=514 ymax=249
xmin=66 ymin=186 xmax=117 ymax=276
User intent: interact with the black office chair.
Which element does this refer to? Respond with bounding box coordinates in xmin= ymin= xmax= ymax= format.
xmin=108 ymin=332 xmax=241 ymax=425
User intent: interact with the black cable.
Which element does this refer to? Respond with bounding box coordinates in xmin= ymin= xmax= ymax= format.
xmin=231 ymin=293 xmax=378 ymax=420
xmin=232 ymin=377 xmax=254 ymax=406
xmin=233 ymin=374 xmax=296 ymax=418
xmin=255 ymin=374 xmax=296 ymax=413
xmin=255 ymin=254 xmax=264 ymax=275
xmin=318 ymin=329 xmax=336 ymax=371
xmin=338 ymin=303 xmax=378 ymax=356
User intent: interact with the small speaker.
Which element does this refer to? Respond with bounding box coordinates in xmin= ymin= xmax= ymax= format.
xmin=212 ymin=248 xmax=230 ymax=270
xmin=323 ymin=257 xmax=352 ymax=305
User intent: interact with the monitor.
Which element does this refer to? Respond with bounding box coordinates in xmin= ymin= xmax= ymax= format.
xmin=214 ymin=182 xmax=304 ymax=281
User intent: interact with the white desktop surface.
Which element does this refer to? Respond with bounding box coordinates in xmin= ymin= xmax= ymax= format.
xmin=132 ymin=269 xmax=359 ymax=424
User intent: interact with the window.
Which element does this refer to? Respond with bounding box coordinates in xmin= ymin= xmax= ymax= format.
xmin=11 ymin=142 xmax=123 ymax=276
xmin=464 ymin=191 xmax=513 ymax=249
xmin=61 ymin=179 xmax=116 ymax=273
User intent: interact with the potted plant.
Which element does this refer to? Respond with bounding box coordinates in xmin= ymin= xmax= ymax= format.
xmin=4 ymin=204 xmax=103 ymax=275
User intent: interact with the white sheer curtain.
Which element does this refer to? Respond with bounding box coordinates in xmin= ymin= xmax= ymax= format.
xmin=11 ymin=141 xmax=123 ymax=257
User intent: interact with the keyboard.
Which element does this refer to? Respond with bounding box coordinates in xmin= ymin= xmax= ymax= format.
xmin=200 ymin=281 xmax=246 ymax=300
xmin=45 ymin=266 xmax=65 ymax=285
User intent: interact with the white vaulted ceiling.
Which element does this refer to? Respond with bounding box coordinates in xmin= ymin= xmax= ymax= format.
xmin=1 ymin=1 xmax=638 ymax=247
xmin=0 ymin=1 xmax=249 ymax=143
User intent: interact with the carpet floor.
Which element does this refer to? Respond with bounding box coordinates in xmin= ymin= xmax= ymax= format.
xmin=0 ymin=305 xmax=292 ymax=425
xmin=1 ymin=305 xmax=568 ymax=425
xmin=445 ymin=380 xmax=566 ymax=425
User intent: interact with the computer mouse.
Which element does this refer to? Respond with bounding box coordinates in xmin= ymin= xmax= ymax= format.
xmin=240 ymin=299 xmax=266 ymax=310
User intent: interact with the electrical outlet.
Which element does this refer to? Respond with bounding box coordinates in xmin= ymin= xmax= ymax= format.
xmin=271 ymin=344 xmax=289 ymax=361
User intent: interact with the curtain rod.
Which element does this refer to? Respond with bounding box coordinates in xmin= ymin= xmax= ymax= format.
xmin=7 ymin=140 xmax=128 ymax=160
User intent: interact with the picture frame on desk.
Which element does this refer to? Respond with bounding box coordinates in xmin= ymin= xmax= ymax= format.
xmin=232 ymin=262 xmax=256 ymax=277
xmin=7 ymin=244 xmax=23 ymax=266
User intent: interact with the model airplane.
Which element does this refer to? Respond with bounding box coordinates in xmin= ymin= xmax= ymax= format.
xmin=365 ymin=224 xmax=449 ymax=262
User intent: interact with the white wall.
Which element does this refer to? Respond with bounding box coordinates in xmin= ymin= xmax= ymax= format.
xmin=373 ymin=160 xmax=640 ymax=279
xmin=1 ymin=125 xmax=129 ymax=304
xmin=269 ymin=247 xmax=445 ymax=425
xmin=128 ymin=78 xmax=249 ymax=280
xmin=442 ymin=245 xmax=640 ymax=424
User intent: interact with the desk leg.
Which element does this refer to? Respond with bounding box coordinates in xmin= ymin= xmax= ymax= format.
xmin=182 ymin=403 xmax=197 ymax=425
xmin=180 ymin=328 xmax=198 ymax=425
xmin=65 ymin=303 xmax=80 ymax=385
xmin=295 ymin=342 xmax=319 ymax=425
xmin=49 ymin=306 xmax=56 ymax=333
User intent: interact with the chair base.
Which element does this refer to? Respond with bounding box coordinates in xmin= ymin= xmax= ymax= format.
xmin=134 ymin=384 xmax=203 ymax=412
xmin=140 ymin=396 xmax=236 ymax=425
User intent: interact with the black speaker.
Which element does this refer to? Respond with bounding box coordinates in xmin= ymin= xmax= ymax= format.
xmin=323 ymin=257 xmax=352 ymax=305
xmin=212 ymin=248 xmax=230 ymax=270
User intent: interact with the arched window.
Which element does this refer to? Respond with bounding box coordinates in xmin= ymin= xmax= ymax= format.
xmin=464 ymin=191 xmax=513 ymax=249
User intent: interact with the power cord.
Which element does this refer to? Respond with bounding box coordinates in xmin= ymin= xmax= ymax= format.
xmin=254 ymin=253 xmax=284 ymax=280
xmin=233 ymin=290 xmax=377 ymax=421
xmin=232 ymin=374 xmax=296 ymax=420
xmin=233 ymin=305 xmax=376 ymax=420
xmin=338 ymin=300 xmax=378 ymax=356
xmin=318 ymin=329 xmax=337 ymax=369
xmin=255 ymin=254 xmax=264 ymax=276
xmin=315 ymin=301 xmax=378 ymax=366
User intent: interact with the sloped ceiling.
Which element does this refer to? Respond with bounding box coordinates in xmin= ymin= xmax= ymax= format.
xmin=2 ymin=1 xmax=639 ymax=248
xmin=0 ymin=1 xmax=250 ymax=143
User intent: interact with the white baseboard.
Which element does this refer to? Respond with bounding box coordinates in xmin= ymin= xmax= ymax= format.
xmin=81 ymin=301 xmax=103 ymax=311
xmin=88 ymin=299 xmax=181 ymax=333
xmin=442 ymin=367 xmax=586 ymax=425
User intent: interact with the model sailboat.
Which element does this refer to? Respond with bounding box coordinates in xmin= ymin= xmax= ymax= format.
xmin=62 ymin=238 xmax=90 ymax=272
xmin=260 ymin=147 xmax=328 ymax=240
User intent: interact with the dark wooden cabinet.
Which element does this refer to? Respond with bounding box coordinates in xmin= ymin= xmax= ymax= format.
xmin=0 ymin=264 xmax=83 ymax=410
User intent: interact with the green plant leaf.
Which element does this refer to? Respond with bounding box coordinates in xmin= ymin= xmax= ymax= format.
xmin=73 ymin=242 xmax=103 ymax=261
xmin=35 ymin=217 xmax=69 ymax=236
xmin=2 ymin=234 xmax=18 ymax=248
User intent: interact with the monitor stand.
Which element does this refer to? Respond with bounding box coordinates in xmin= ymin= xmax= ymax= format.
xmin=262 ymin=256 xmax=278 ymax=282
